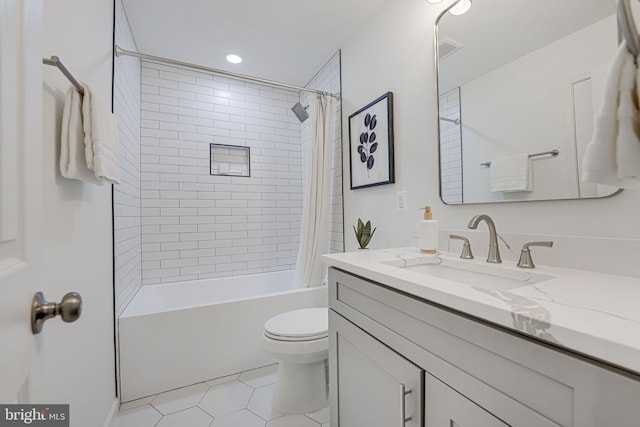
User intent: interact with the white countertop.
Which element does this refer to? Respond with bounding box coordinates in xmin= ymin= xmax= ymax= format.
xmin=323 ymin=248 xmax=640 ymax=376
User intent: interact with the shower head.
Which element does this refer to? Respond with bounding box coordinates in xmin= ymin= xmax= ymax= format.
xmin=291 ymin=102 xmax=309 ymax=123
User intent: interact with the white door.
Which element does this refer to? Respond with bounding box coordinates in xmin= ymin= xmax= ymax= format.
xmin=0 ymin=0 xmax=53 ymax=402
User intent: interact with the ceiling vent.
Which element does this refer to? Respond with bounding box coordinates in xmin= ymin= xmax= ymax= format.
xmin=438 ymin=37 xmax=464 ymax=60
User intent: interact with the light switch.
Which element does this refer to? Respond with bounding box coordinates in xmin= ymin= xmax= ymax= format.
xmin=396 ymin=190 xmax=408 ymax=213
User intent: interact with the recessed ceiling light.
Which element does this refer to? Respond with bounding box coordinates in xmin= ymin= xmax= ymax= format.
xmin=425 ymin=0 xmax=444 ymax=3
xmin=226 ymin=54 xmax=242 ymax=64
xmin=449 ymin=0 xmax=472 ymax=15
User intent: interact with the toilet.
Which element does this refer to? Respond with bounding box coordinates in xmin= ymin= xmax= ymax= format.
xmin=262 ymin=307 xmax=329 ymax=414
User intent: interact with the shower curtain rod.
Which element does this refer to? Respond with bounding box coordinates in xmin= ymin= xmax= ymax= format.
xmin=115 ymin=45 xmax=341 ymax=99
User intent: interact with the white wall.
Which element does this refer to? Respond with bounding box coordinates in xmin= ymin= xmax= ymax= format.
xmin=39 ymin=0 xmax=116 ymax=424
xmin=114 ymin=0 xmax=142 ymax=317
xmin=341 ymin=0 xmax=640 ymax=278
xmin=139 ymin=61 xmax=303 ymax=284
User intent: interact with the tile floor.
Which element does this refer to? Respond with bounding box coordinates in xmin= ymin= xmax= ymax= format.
xmin=110 ymin=364 xmax=330 ymax=427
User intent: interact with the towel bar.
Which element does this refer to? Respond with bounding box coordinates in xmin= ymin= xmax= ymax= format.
xmin=481 ymin=149 xmax=559 ymax=167
xmin=43 ymin=56 xmax=84 ymax=95
xmin=618 ymin=0 xmax=640 ymax=58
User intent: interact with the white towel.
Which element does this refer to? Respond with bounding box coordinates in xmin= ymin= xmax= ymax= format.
xmin=59 ymin=87 xmax=103 ymax=185
xmin=582 ymin=41 xmax=640 ymax=188
xmin=490 ymin=153 xmax=532 ymax=192
xmin=617 ymin=50 xmax=640 ymax=181
xmin=81 ymin=83 xmax=121 ymax=184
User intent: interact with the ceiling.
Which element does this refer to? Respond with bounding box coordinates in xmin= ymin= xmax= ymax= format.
xmin=437 ymin=0 xmax=617 ymax=91
xmin=121 ymin=0 xmax=390 ymax=87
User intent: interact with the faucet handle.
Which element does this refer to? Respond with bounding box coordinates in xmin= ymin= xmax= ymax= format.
xmin=517 ymin=241 xmax=553 ymax=269
xmin=449 ymin=235 xmax=474 ymax=259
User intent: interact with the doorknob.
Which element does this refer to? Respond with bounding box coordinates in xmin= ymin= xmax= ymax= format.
xmin=31 ymin=292 xmax=82 ymax=334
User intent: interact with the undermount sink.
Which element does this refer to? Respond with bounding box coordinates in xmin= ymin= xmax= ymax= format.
xmin=383 ymin=255 xmax=553 ymax=292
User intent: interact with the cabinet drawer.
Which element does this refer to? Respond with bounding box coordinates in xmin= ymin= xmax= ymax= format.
xmin=329 ymin=267 xmax=640 ymax=427
xmin=425 ymin=373 xmax=508 ymax=427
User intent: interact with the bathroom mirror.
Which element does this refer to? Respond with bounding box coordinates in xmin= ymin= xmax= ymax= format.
xmin=436 ymin=0 xmax=622 ymax=204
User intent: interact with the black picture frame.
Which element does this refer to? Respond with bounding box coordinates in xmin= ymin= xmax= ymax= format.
xmin=348 ymin=92 xmax=395 ymax=189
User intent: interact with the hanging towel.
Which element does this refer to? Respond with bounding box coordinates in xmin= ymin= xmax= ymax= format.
xmin=59 ymin=87 xmax=103 ymax=185
xmin=617 ymin=49 xmax=640 ymax=181
xmin=582 ymin=41 xmax=640 ymax=188
xmin=81 ymin=83 xmax=121 ymax=184
xmin=490 ymin=153 xmax=532 ymax=192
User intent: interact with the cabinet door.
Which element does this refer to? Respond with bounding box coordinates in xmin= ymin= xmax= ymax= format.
xmin=425 ymin=374 xmax=508 ymax=427
xmin=330 ymin=310 xmax=423 ymax=427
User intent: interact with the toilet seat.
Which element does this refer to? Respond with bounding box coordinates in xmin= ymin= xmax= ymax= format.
xmin=264 ymin=308 xmax=328 ymax=342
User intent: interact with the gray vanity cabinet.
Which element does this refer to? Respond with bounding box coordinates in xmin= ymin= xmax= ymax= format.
xmin=328 ymin=267 xmax=640 ymax=427
xmin=330 ymin=311 xmax=423 ymax=426
xmin=424 ymin=374 xmax=507 ymax=426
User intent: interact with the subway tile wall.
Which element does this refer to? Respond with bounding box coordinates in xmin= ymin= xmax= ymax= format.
xmin=113 ymin=0 xmax=142 ymax=316
xmin=139 ymin=61 xmax=306 ymax=284
xmin=300 ymin=51 xmax=344 ymax=253
xmin=439 ymin=88 xmax=463 ymax=204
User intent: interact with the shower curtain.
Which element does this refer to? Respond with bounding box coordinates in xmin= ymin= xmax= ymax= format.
xmin=294 ymin=95 xmax=335 ymax=288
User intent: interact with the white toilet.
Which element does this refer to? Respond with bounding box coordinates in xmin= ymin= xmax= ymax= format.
xmin=262 ymin=307 xmax=329 ymax=414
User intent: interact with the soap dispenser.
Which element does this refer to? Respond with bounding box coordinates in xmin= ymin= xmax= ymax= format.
xmin=419 ymin=206 xmax=439 ymax=254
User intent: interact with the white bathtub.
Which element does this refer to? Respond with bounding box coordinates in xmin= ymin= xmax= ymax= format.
xmin=118 ymin=270 xmax=327 ymax=402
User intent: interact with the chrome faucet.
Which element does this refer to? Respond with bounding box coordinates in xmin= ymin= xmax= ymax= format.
xmin=467 ymin=214 xmax=501 ymax=263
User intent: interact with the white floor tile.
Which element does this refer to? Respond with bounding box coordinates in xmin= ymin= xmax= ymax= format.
xmin=113 ymin=366 xmax=329 ymax=427
xmin=266 ymin=414 xmax=321 ymax=427
xmin=151 ymin=383 xmax=210 ymax=415
xmin=211 ymin=409 xmax=266 ymax=427
xmin=110 ymin=405 xmax=162 ymax=427
xmin=156 ymin=407 xmax=213 ymax=427
xmin=205 ymin=373 xmax=240 ymax=388
xmin=238 ymin=364 xmax=278 ymax=388
xmin=119 ymin=395 xmax=156 ymax=412
xmin=305 ymin=406 xmax=329 ymax=424
xmin=247 ymin=384 xmax=282 ymax=421
xmin=198 ymin=380 xmax=254 ymax=417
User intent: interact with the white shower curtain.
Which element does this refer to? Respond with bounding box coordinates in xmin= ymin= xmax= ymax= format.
xmin=294 ymin=95 xmax=335 ymax=288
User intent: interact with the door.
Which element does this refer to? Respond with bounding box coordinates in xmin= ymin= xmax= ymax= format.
xmin=425 ymin=374 xmax=508 ymax=427
xmin=0 ymin=0 xmax=43 ymax=402
xmin=330 ymin=310 xmax=423 ymax=427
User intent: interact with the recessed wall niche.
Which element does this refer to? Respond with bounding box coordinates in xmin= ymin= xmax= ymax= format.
xmin=210 ymin=144 xmax=250 ymax=177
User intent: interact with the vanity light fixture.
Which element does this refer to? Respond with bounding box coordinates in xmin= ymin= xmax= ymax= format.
xmin=226 ymin=54 xmax=242 ymax=64
xmin=449 ymin=0 xmax=472 ymax=15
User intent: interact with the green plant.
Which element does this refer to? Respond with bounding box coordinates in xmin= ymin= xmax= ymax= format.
xmin=353 ymin=218 xmax=376 ymax=249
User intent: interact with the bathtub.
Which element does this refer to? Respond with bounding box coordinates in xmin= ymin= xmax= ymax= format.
xmin=118 ymin=270 xmax=327 ymax=402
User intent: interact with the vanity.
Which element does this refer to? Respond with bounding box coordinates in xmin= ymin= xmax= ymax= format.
xmin=323 ymin=249 xmax=640 ymax=426
xmin=324 ymin=0 xmax=640 ymax=424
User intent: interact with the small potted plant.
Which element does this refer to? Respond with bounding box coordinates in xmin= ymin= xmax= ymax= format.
xmin=353 ymin=218 xmax=376 ymax=249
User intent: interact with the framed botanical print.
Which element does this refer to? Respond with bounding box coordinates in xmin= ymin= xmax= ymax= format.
xmin=348 ymin=92 xmax=395 ymax=189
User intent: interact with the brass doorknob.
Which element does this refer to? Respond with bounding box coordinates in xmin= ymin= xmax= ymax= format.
xmin=31 ymin=292 xmax=82 ymax=334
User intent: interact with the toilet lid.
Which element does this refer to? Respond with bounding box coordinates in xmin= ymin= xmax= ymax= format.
xmin=264 ymin=308 xmax=328 ymax=342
